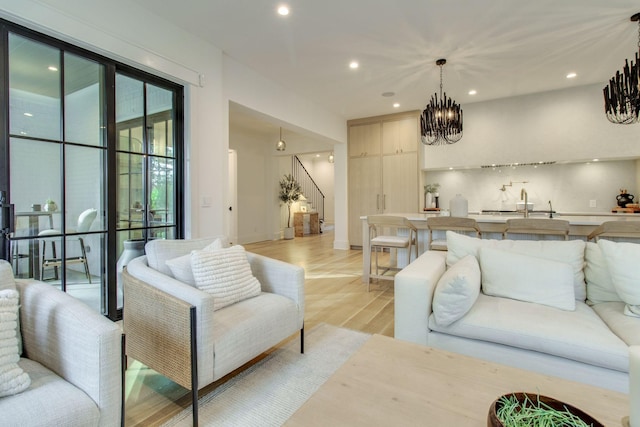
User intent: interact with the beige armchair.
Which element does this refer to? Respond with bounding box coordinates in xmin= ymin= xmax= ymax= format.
xmin=123 ymin=237 xmax=305 ymax=426
xmin=0 ymin=261 xmax=122 ymax=426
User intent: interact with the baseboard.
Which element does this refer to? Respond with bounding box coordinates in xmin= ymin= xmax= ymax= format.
xmin=333 ymin=240 xmax=350 ymax=250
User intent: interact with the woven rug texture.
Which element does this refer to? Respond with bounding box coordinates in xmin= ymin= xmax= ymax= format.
xmin=161 ymin=323 xmax=371 ymax=426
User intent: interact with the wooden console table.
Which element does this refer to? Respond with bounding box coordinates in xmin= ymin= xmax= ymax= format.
xmin=294 ymin=212 xmax=320 ymax=237
xmin=285 ymin=334 xmax=628 ymax=426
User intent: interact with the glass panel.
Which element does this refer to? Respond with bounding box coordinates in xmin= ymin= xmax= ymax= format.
xmin=147 ymin=84 xmax=174 ymax=156
xmin=117 ymin=153 xmax=145 ymax=229
xmin=63 ymin=232 xmax=104 ymax=313
xmin=64 ymin=53 xmax=105 ymax=146
xmin=10 ymin=138 xmax=61 ymax=236
xmin=150 ymin=157 xmax=174 ymax=226
xmin=39 ymin=235 xmax=62 ymax=288
xmin=116 ymin=74 xmax=144 ymax=153
xmin=65 ymin=145 xmax=104 ymax=232
xmin=152 ymin=227 xmax=175 ymax=240
xmin=9 ymin=34 xmax=61 ymax=141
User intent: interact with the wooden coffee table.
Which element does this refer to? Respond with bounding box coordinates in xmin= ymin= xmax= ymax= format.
xmin=285 ymin=334 xmax=629 ymax=426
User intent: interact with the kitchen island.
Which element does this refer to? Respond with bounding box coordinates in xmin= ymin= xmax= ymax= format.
xmin=361 ymin=212 xmax=640 ymax=284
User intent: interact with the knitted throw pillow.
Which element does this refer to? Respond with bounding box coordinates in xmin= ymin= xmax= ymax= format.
xmin=0 ymin=288 xmax=30 ymax=397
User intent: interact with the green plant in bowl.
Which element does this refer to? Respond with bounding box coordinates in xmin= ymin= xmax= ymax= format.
xmin=488 ymin=392 xmax=603 ymax=427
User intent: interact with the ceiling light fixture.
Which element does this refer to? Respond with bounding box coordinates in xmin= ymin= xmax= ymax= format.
xmin=468 ymin=90 xmax=477 ymax=95
xmin=277 ymin=6 xmax=289 ymax=16
xmin=328 ymin=152 xmax=334 ymax=163
xmin=566 ymin=72 xmax=577 ymax=79
xmin=603 ymin=12 xmax=640 ymax=124
xmin=349 ymin=61 xmax=359 ymax=69
xmin=276 ymin=127 xmax=286 ymax=151
xmin=420 ymin=59 xmax=463 ymax=145
xmin=393 ymin=103 xmax=400 ymax=108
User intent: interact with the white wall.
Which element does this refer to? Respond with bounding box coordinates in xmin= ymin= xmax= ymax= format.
xmin=424 ymin=159 xmax=637 ymax=214
xmin=1 ymin=0 xmax=349 ymax=247
xmin=423 ymin=84 xmax=640 ymax=170
xmin=229 ymin=127 xmax=274 ymax=244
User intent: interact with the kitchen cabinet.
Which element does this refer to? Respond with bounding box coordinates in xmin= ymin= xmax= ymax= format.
xmin=382 ymin=117 xmax=418 ymax=155
xmin=348 ymin=111 xmax=420 ymax=247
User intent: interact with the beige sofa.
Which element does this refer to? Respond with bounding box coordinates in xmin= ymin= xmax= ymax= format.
xmin=123 ymin=236 xmax=304 ymax=425
xmin=0 ymin=262 xmax=122 ymax=426
xmin=395 ymin=232 xmax=640 ymax=393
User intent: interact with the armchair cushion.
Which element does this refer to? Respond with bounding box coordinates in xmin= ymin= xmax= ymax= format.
xmin=191 ymin=245 xmax=261 ymax=311
xmin=0 ymin=289 xmax=30 ymax=397
xmin=145 ymin=236 xmax=229 ymax=276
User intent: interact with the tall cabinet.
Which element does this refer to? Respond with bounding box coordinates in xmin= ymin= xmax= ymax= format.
xmin=348 ymin=111 xmax=420 ymax=247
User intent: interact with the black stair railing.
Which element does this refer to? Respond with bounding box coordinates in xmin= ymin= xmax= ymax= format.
xmin=292 ymin=155 xmax=325 ymax=224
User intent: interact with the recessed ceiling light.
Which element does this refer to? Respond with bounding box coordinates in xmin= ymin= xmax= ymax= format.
xmin=468 ymin=90 xmax=477 ymax=95
xmin=315 ymin=154 xmax=320 ymax=157
xmin=566 ymin=72 xmax=577 ymax=79
xmin=593 ymin=158 xmax=599 ymax=162
xmin=23 ymin=112 xmax=33 ymax=117
xmin=349 ymin=61 xmax=359 ymax=69
xmin=381 ymin=91 xmax=395 ymax=97
xmin=393 ymin=103 xmax=400 ymax=108
xmin=48 ymin=66 xmax=58 ymax=72
xmin=277 ymin=6 xmax=289 ymax=16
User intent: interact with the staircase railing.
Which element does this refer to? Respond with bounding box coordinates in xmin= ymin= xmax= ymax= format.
xmin=292 ymin=155 xmax=325 ymax=223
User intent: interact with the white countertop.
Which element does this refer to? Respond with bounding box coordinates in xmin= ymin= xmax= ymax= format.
xmin=361 ymin=212 xmax=640 ymax=226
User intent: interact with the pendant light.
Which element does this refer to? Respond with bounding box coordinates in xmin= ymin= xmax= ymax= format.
xmin=276 ymin=127 xmax=286 ymax=151
xmin=420 ymin=59 xmax=463 ymax=145
xmin=603 ymin=13 xmax=640 ymax=124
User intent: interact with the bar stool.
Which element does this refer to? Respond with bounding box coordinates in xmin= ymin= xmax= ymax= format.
xmin=587 ymin=221 xmax=640 ymax=242
xmin=503 ymin=218 xmax=570 ymax=240
xmin=426 ymin=217 xmax=481 ymax=251
xmin=367 ymin=215 xmax=418 ymax=291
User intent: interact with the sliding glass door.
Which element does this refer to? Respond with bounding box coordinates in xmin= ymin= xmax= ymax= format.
xmin=0 ymin=21 xmax=183 ymax=320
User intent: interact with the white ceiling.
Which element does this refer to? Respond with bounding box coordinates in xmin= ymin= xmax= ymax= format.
xmin=132 ymin=0 xmax=639 ymax=141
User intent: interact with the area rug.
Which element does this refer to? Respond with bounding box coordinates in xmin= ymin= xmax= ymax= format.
xmin=161 ymin=323 xmax=371 ymax=426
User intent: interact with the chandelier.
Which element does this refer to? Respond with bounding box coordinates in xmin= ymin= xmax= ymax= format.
xmin=603 ymin=13 xmax=640 ymax=124
xmin=421 ymin=59 xmax=463 ymax=145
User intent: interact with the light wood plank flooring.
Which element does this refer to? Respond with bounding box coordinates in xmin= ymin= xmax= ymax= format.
xmin=125 ymin=231 xmax=395 ymax=426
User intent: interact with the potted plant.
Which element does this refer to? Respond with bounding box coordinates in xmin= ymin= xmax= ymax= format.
xmin=279 ymin=174 xmax=302 ymax=240
xmin=43 ymin=198 xmax=58 ymax=212
xmin=424 ymin=183 xmax=440 ymax=209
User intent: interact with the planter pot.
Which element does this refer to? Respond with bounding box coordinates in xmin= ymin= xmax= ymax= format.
xmin=283 ymin=227 xmax=295 ymax=240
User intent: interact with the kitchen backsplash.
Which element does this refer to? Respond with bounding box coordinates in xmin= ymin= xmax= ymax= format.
xmin=423 ymin=159 xmax=638 ymax=214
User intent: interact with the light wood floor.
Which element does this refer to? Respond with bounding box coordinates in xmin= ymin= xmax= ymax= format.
xmin=124 ymin=231 xmax=395 ymax=426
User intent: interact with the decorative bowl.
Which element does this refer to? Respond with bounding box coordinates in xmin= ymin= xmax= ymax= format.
xmin=487 ymin=392 xmax=603 ymax=427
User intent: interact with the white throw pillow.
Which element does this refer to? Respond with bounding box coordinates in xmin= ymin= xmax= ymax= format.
xmin=584 ymin=242 xmax=621 ymax=304
xmin=446 ymin=231 xmax=586 ymax=301
xmin=165 ymin=239 xmax=226 ymax=286
xmin=191 ymin=245 xmax=261 ymax=311
xmin=480 ymin=246 xmax=576 ymax=311
xmin=432 ymin=255 xmax=481 ymax=326
xmin=0 ymin=289 xmax=30 ymax=397
xmin=598 ymin=239 xmax=640 ymax=317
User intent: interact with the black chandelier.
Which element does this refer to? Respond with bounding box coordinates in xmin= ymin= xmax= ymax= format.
xmin=603 ymin=13 xmax=640 ymax=124
xmin=421 ymin=59 xmax=463 ymax=145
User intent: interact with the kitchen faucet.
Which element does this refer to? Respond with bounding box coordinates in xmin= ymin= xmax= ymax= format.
xmin=521 ymin=188 xmax=529 ymax=218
